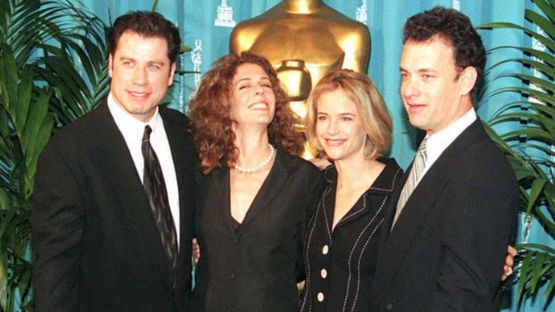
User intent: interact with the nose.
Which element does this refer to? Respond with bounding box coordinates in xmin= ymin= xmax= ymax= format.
xmin=254 ymin=83 xmax=264 ymax=95
xmin=401 ymin=77 xmax=418 ymax=98
xmin=132 ymin=66 xmax=147 ymax=85
xmin=326 ymin=118 xmax=338 ymax=135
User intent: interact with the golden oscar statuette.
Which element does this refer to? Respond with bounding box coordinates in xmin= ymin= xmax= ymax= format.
xmin=230 ymin=0 xmax=371 ymax=157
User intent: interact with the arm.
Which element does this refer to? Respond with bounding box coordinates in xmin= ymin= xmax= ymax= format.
xmin=296 ymin=170 xmax=325 ymax=282
xmin=31 ymin=145 xmax=84 ymax=312
xmin=426 ymin=168 xmax=518 ymax=311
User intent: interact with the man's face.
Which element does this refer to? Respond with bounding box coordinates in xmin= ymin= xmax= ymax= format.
xmin=109 ymin=31 xmax=176 ymax=122
xmin=400 ymin=38 xmax=473 ymax=135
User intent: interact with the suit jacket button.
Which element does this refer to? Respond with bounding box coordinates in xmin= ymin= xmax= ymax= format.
xmin=230 ymin=272 xmax=236 ymax=280
xmin=386 ymin=303 xmax=393 ymax=310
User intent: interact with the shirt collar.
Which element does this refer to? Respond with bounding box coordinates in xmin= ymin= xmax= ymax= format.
xmin=425 ymin=108 xmax=477 ymax=167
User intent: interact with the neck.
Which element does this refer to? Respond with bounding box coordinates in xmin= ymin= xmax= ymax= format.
xmin=234 ymin=127 xmax=272 ymax=166
xmin=334 ymin=157 xmax=379 ymax=189
xmin=426 ymin=99 xmax=474 ymax=136
xmin=282 ymin=0 xmax=323 ymax=14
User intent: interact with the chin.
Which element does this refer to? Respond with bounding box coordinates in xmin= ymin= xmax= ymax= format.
xmin=323 ymin=151 xmax=344 ymax=162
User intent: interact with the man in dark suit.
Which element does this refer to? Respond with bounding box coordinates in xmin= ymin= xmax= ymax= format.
xmin=372 ymin=7 xmax=519 ymax=311
xmin=31 ymin=12 xmax=195 ymax=311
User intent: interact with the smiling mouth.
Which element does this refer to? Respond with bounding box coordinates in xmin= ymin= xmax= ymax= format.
xmin=325 ymin=138 xmax=346 ymax=146
xmin=249 ymin=102 xmax=269 ymax=110
xmin=406 ymin=103 xmax=426 ymax=112
xmin=128 ymin=91 xmax=150 ymax=98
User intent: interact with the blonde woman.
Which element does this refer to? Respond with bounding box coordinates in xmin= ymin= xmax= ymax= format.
xmin=301 ymin=70 xmax=402 ymax=311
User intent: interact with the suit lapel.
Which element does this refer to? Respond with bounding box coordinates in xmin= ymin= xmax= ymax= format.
xmin=239 ymin=150 xmax=289 ymax=231
xmin=375 ymin=120 xmax=486 ymax=303
xmin=92 ymin=103 xmax=166 ymax=262
xmin=381 ymin=166 xmax=408 ymax=238
xmin=210 ymin=167 xmax=235 ymax=232
xmin=159 ymin=108 xmax=193 ymax=258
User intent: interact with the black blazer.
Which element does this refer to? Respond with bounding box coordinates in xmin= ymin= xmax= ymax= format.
xmin=191 ymin=150 xmax=323 ymax=312
xmin=32 ymin=103 xmax=196 ymax=312
xmin=371 ymin=120 xmax=519 ymax=311
xmin=300 ymin=158 xmax=403 ymax=312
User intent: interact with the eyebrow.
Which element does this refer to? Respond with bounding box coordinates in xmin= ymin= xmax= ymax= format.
xmin=316 ymin=112 xmax=356 ymax=116
xmin=118 ymin=56 xmax=166 ymax=66
xmin=399 ymin=66 xmax=437 ymax=73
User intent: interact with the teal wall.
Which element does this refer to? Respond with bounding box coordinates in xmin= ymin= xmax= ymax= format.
xmin=74 ymin=1 xmax=550 ymax=310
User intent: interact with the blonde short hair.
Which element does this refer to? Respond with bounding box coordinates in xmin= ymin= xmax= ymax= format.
xmin=305 ymin=70 xmax=392 ymax=160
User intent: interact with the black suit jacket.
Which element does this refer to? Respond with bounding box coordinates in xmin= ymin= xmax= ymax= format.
xmin=372 ymin=120 xmax=519 ymax=311
xmin=191 ymin=150 xmax=323 ymax=312
xmin=32 ymin=103 xmax=196 ymax=312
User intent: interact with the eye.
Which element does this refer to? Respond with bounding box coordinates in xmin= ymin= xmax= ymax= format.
xmin=400 ymin=72 xmax=408 ymax=80
xmin=122 ymin=60 xmax=133 ymax=67
xmin=340 ymin=116 xmax=353 ymax=121
xmin=262 ymin=83 xmax=272 ymax=88
xmin=422 ymin=73 xmax=434 ymax=80
xmin=238 ymin=84 xmax=250 ymax=90
xmin=316 ymin=115 xmax=327 ymax=121
xmin=149 ymin=64 xmax=161 ymax=71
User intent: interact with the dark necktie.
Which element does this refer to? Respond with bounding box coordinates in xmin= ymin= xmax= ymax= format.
xmin=142 ymin=125 xmax=178 ymax=286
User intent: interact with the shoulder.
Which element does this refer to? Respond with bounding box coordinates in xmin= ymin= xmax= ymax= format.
xmin=277 ymin=149 xmax=319 ymax=172
xmin=278 ymin=150 xmax=320 ymax=176
xmin=465 ymin=122 xmax=513 ymax=173
xmin=45 ymin=104 xmax=108 ymax=150
xmin=159 ymin=106 xmax=192 ymax=138
xmin=372 ymin=158 xmax=404 ymax=193
xmin=381 ymin=158 xmax=404 ymax=181
xmin=446 ymin=122 xmax=516 ymax=189
xmin=159 ymin=106 xmax=190 ymax=124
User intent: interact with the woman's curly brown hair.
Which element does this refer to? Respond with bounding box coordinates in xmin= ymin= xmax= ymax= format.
xmin=188 ymin=52 xmax=304 ymax=175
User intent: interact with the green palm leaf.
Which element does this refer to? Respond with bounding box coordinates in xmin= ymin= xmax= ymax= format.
xmin=480 ymin=0 xmax=555 ymax=303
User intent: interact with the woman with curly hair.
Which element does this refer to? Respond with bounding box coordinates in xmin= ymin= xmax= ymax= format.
xmin=188 ymin=52 xmax=323 ymax=312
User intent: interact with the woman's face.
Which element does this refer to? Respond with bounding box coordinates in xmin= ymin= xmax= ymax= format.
xmin=230 ymin=63 xmax=276 ymax=127
xmin=315 ymin=89 xmax=367 ymax=163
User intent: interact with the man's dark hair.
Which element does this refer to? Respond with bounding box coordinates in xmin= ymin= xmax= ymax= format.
xmin=403 ymin=7 xmax=486 ymax=87
xmin=109 ymin=11 xmax=181 ymax=63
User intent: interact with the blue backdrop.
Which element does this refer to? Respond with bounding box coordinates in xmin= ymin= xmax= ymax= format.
xmin=73 ymin=1 xmax=550 ymax=310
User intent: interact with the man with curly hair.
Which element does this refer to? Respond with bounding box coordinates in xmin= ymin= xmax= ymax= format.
xmin=372 ymin=7 xmax=519 ymax=311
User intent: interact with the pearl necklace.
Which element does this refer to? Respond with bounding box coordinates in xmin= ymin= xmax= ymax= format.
xmin=234 ymin=144 xmax=276 ymax=173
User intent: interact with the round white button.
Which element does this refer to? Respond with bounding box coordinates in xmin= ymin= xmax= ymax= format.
xmin=322 ymin=245 xmax=329 ymax=255
xmin=320 ymin=268 xmax=327 ymax=279
xmin=317 ymin=292 xmax=325 ymax=302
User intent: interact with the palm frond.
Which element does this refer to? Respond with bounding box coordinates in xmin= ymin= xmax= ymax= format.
xmin=479 ymin=0 xmax=555 ymax=303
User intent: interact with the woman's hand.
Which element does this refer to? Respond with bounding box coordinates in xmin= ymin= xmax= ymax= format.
xmin=192 ymin=238 xmax=201 ymax=264
xmin=501 ymin=245 xmax=517 ymax=281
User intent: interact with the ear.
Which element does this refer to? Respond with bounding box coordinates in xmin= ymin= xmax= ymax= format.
xmin=168 ymin=62 xmax=176 ymax=86
xmin=108 ymin=53 xmax=114 ymax=78
xmin=458 ymin=66 xmax=478 ymax=96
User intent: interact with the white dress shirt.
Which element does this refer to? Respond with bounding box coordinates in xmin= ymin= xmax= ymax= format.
xmin=419 ymin=108 xmax=477 ymax=180
xmin=107 ymin=94 xmax=180 ymax=245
